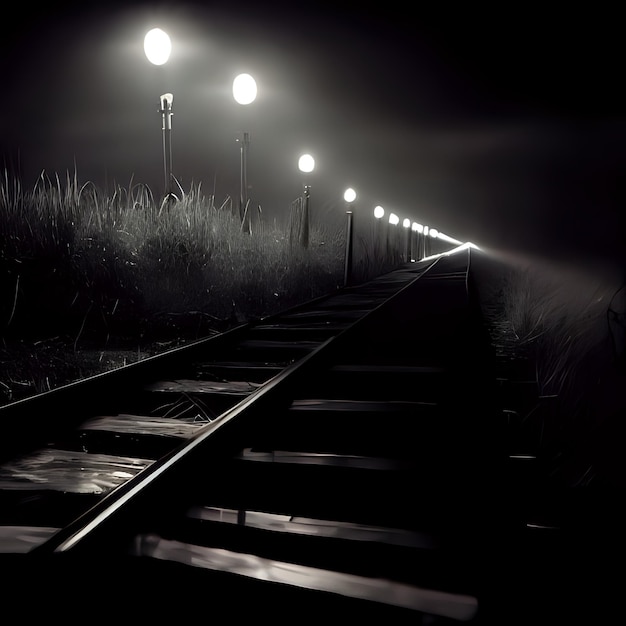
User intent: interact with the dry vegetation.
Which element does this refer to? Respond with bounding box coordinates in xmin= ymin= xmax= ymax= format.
xmin=474 ymin=251 xmax=626 ymax=488
xmin=0 ymin=169 xmax=398 ymax=403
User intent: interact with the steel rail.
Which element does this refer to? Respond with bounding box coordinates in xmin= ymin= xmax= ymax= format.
xmin=5 ymin=256 xmax=446 ymax=556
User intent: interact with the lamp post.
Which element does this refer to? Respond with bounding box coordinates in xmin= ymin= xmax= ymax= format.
xmin=343 ymin=187 xmax=356 ymax=287
xmin=411 ymin=222 xmax=419 ymax=262
xmin=159 ymin=93 xmax=174 ymax=198
xmin=144 ymin=28 xmax=173 ymax=199
xmin=430 ymin=228 xmax=439 ymax=257
xmin=298 ymin=154 xmax=315 ymax=248
xmin=388 ymin=212 xmax=399 ymax=264
xmin=414 ymin=223 xmax=424 ymax=260
xmin=233 ymin=73 xmax=257 ymax=233
xmin=374 ymin=205 xmax=385 ymax=261
xmin=403 ymin=218 xmax=411 ymax=263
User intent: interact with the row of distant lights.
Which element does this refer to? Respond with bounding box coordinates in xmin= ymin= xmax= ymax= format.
xmin=377 ymin=205 xmax=459 ymax=244
xmin=344 ymin=188 xmax=461 ymax=246
xmin=146 ymin=29 xmax=468 ymax=250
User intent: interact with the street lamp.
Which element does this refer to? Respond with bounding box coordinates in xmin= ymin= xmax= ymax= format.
xmin=403 ymin=218 xmax=411 ymax=262
xmin=414 ymin=223 xmax=424 ymax=260
xmin=343 ymin=188 xmax=356 ymax=287
xmin=298 ymin=154 xmax=315 ymax=248
xmin=233 ymin=73 xmax=257 ymax=233
xmin=159 ymin=92 xmax=174 ymax=198
xmin=429 ymin=228 xmax=439 ymax=258
xmin=388 ymin=212 xmax=399 ymax=264
xmin=233 ymin=73 xmax=257 ymax=105
xmin=144 ymin=28 xmax=171 ymax=65
xmin=411 ymin=222 xmax=419 ymax=261
xmin=144 ymin=29 xmax=174 ymax=199
xmin=373 ymin=205 xmax=385 ymax=261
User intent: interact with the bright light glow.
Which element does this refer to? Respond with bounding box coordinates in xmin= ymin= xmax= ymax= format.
xmin=421 ymin=241 xmax=482 ymax=262
xmin=424 ymin=226 xmax=429 ymax=236
xmin=389 ymin=213 xmax=399 ymax=225
xmin=415 ymin=223 xmax=423 ymax=233
xmin=403 ymin=218 xmax=410 ymax=228
xmin=344 ymin=188 xmax=356 ymax=203
xmin=430 ymin=228 xmax=439 ymax=238
xmin=233 ymin=73 xmax=257 ymax=105
xmin=298 ymin=154 xmax=315 ymax=173
xmin=436 ymin=232 xmax=462 ymax=245
xmin=144 ymin=28 xmax=171 ymax=65
xmin=374 ymin=206 xmax=384 ymax=219
xmin=412 ymin=222 xmax=419 ymax=231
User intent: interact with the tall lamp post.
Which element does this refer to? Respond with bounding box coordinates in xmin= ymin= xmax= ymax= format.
xmin=411 ymin=222 xmax=419 ymax=262
xmin=429 ymin=228 xmax=439 ymax=257
xmin=403 ymin=218 xmax=411 ymax=262
xmin=159 ymin=93 xmax=174 ymax=198
xmin=374 ymin=205 xmax=385 ymax=260
xmin=298 ymin=154 xmax=315 ymax=248
xmin=343 ymin=187 xmax=356 ymax=287
xmin=388 ymin=212 xmax=399 ymax=263
xmin=144 ymin=28 xmax=173 ymax=199
xmin=414 ymin=223 xmax=424 ymax=260
xmin=233 ymin=73 xmax=257 ymax=233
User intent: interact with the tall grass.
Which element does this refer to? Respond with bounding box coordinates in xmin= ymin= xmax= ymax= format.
xmin=0 ymin=168 xmax=373 ymax=401
xmin=475 ymin=251 xmax=626 ymax=487
xmin=0 ymin=169 xmax=355 ymax=347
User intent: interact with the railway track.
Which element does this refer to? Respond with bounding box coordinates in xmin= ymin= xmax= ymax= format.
xmin=0 ymin=247 xmax=618 ymax=623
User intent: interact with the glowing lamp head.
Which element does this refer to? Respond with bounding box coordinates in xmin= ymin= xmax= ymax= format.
xmin=389 ymin=213 xmax=399 ymax=225
xmin=403 ymin=218 xmax=411 ymax=228
xmin=233 ymin=73 xmax=257 ymax=105
xmin=144 ymin=28 xmax=171 ymax=65
xmin=343 ymin=188 xmax=356 ymax=203
xmin=298 ymin=154 xmax=315 ymax=173
xmin=374 ymin=206 xmax=384 ymax=219
xmin=412 ymin=222 xmax=419 ymax=231
xmin=430 ymin=228 xmax=439 ymax=238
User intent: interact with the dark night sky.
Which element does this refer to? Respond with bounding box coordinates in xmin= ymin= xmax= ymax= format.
xmin=1 ymin=1 xmax=624 ymax=273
